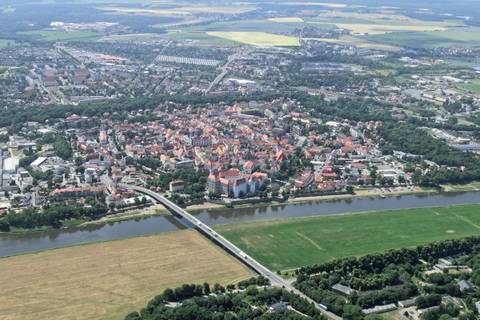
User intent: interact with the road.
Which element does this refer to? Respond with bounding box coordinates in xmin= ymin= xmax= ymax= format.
xmin=205 ymin=50 xmax=245 ymax=94
xmin=119 ymin=183 xmax=342 ymax=320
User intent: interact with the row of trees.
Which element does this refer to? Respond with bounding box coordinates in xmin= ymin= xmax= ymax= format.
xmin=298 ymin=237 xmax=480 ymax=277
xmin=125 ymin=277 xmax=325 ymax=320
xmin=295 ymin=236 xmax=480 ymax=317
xmin=0 ymin=204 xmax=107 ymax=231
xmin=379 ymin=122 xmax=480 ymax=185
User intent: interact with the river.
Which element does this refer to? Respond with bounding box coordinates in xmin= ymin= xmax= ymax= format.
xmin=1 ymin=191 xmax=479 ymax=257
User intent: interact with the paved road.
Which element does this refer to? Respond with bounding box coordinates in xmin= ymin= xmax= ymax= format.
xmin=205 ymin=50 xmax=245 ymax=93
xmin=119 ymin=183 xmax=341 ymax=320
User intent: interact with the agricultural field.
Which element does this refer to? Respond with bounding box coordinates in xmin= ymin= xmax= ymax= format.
xmin=207 ymin=31 xmax=300 ymax=47
xmin=0 ymin=39 xmax=15 ymax=49
xmin=458 ymin=79 xmax=480 ymax=95
xmin=165 ymin=31 xmax=240 ymax=46
xmin=367 ymin=28 xmax=480 ymax=48
xmin=305 ymin=35 xmax=400 ymax=51
xmin=181 ymin=19 xmax=304 ymax=33
xmin=268 ymin=17 xmax=304 ymax=23
xmin=307 ymin=11 xmax=459 ymax=35
xmin=99 ymin=5 xmax=256 ymax=16
xmin=0 ymin=230 xmax=252 ymax=320
xmin=18 ymin=30 xmax=100 ymax=42
xmin=216 ymin=204 xmax=480 ymax=271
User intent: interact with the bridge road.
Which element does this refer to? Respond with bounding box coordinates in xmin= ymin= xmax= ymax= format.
xmin=118 ymin=183 xmax=342 ymax=320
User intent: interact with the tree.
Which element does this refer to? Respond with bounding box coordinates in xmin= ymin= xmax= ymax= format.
xmin=203 ymin=282 xmax=210 ymax=295
xmin=346 ymin=186 xmax=354 ymax=194
xmin=342 ymin=304 xmax=362 ymax=320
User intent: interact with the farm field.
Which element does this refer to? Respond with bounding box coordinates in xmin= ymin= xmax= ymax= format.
xmin=459 ymin=79 xmax=480 ymax=95
xmin=367 ymin=28 xmax=480 ymax=48
xmin=207 ymin=31 xmax=300 ymax=47
xmin=306 ymin=11 xmax=462 ymax=35
xmin=268 ymin=17 xmax=304 ymax=23
xmin=18 ymin=30 xmax=100 ymax=42
xmin=182 ymin=19 xmax=304 ymax=33
xmin=99 ymin=5 xmax=256 ymax=16
xmin=0 ymin=230 xmax=252 ymax=320
xmin=0 ymin=39 xmax=15 ymax=48
xmin=216 ymin=204 xmax=480 ymax=271
xmin=165 ymin=31 xmax=240 ymax=46
xmin=306 ymin=35 xmax=400 ymax=51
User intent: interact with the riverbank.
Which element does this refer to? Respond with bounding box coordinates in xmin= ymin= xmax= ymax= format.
xmin=2 ymin=189 xmax=480 ymax=258
xmin=0 ymin=183 xmax=474 ymax=236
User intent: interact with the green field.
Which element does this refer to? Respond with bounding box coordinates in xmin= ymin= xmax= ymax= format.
xmin=367 ymin=28 xmax=480 ymax=49
xmin=165 ymin=31 xmax=240 ymax=46
xmin=459 ymin=79 xmax=480 ymax=95
xmin=0 ymin=39 xmax=15 ymax=48
xmin=268 ymin=17 xmax=304 ymax=23
xmin=18 ymin=30 xmax=100 ymax=42
xmin=216 ymin=204 xmax=480 ymax=271
xmin=207 ymin=31 xmax=300 ymax=47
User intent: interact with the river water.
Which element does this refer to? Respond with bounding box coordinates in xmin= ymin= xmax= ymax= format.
xmin=1 ymin=191 xmax=479 ymax=257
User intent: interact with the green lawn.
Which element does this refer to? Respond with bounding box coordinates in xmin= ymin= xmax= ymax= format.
xmin=18 ymin=30 xmax=100 ymax=42
xmin=216 ymin=204 xmax=480 ymax=271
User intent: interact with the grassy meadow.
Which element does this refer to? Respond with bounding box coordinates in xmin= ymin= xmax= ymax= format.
xmin=216 ymin=204 xmax=480 ymax=271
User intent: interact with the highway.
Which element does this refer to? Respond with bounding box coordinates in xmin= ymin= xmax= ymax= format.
xmin=118 ymin=183 xmax=342 ymax=320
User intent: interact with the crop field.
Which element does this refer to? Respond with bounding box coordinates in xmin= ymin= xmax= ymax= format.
xmin=307 ymin=11 xmax=460 ymax=35
xmin=165 ymin=31 xmax=240 ymax=46
xmin=0 ymin=39 xmax=15 ymax=48
xmin=268 ymin=17 xmax=304 ymax=23
xmin=282 ymin=2 xmax=347 ymax=8
xmin=216 ymin=204 xmax=480 ymax=271
xmin=306 ymin=35 xmax=400 ymax=51
xmin=459 ymin=79 xmax=480 ymax=95
xmin=336 ymin=23 xmax=447 ymax=35
xmin=207 ymin=31 xmax=300 ymax=47
xmin=0 ymin=230 xmax=252 ymax=320
xmin=183 ymin=19 xmax=303 ymax=33
xmin=367 ymin=28 xmax=480 ymax=48
xmin=18 ymin=30 xmax=100 ymax=42
xmin=99 ymin=5 xmax=256 ymax=16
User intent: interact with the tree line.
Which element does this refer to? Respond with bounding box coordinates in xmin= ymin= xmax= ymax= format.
xmin=125 ymin=277 xmax=326 ymax=320
xmin=0 ymin=204 xmax=107 ymax=231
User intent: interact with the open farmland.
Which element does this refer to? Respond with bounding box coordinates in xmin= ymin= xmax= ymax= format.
xmin=0 ymin=230 xmax=252 ymax=320
xmin=307 ymin=11 xmax=460 ymax=35
xmin=216 ymin=204 xmax=480 ymax=271
xmin=367 ymin=28 xmax=480 ymax=48
xmin=165 ymin=31 xmax=240 ymax=46
xmin=459 ymin=79 xmax=480 ymax=95
xmin=336 ymin=23 xmax=447 ymax=35
xmin=99 ymin=5 xmax=256 ymax=16
xmin=207 ymin=31 xmax=300 ymax=47
xmin=0 ymin=39 xmax=15 ymax=48
xmin=268 ymin=17 xmax=304 ymax=23
xmin=18 ymin=30 xmax=100 ymax=42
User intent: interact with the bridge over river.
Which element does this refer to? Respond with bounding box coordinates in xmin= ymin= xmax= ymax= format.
xmin=118 ymin=183 xmax=341 ymax=320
